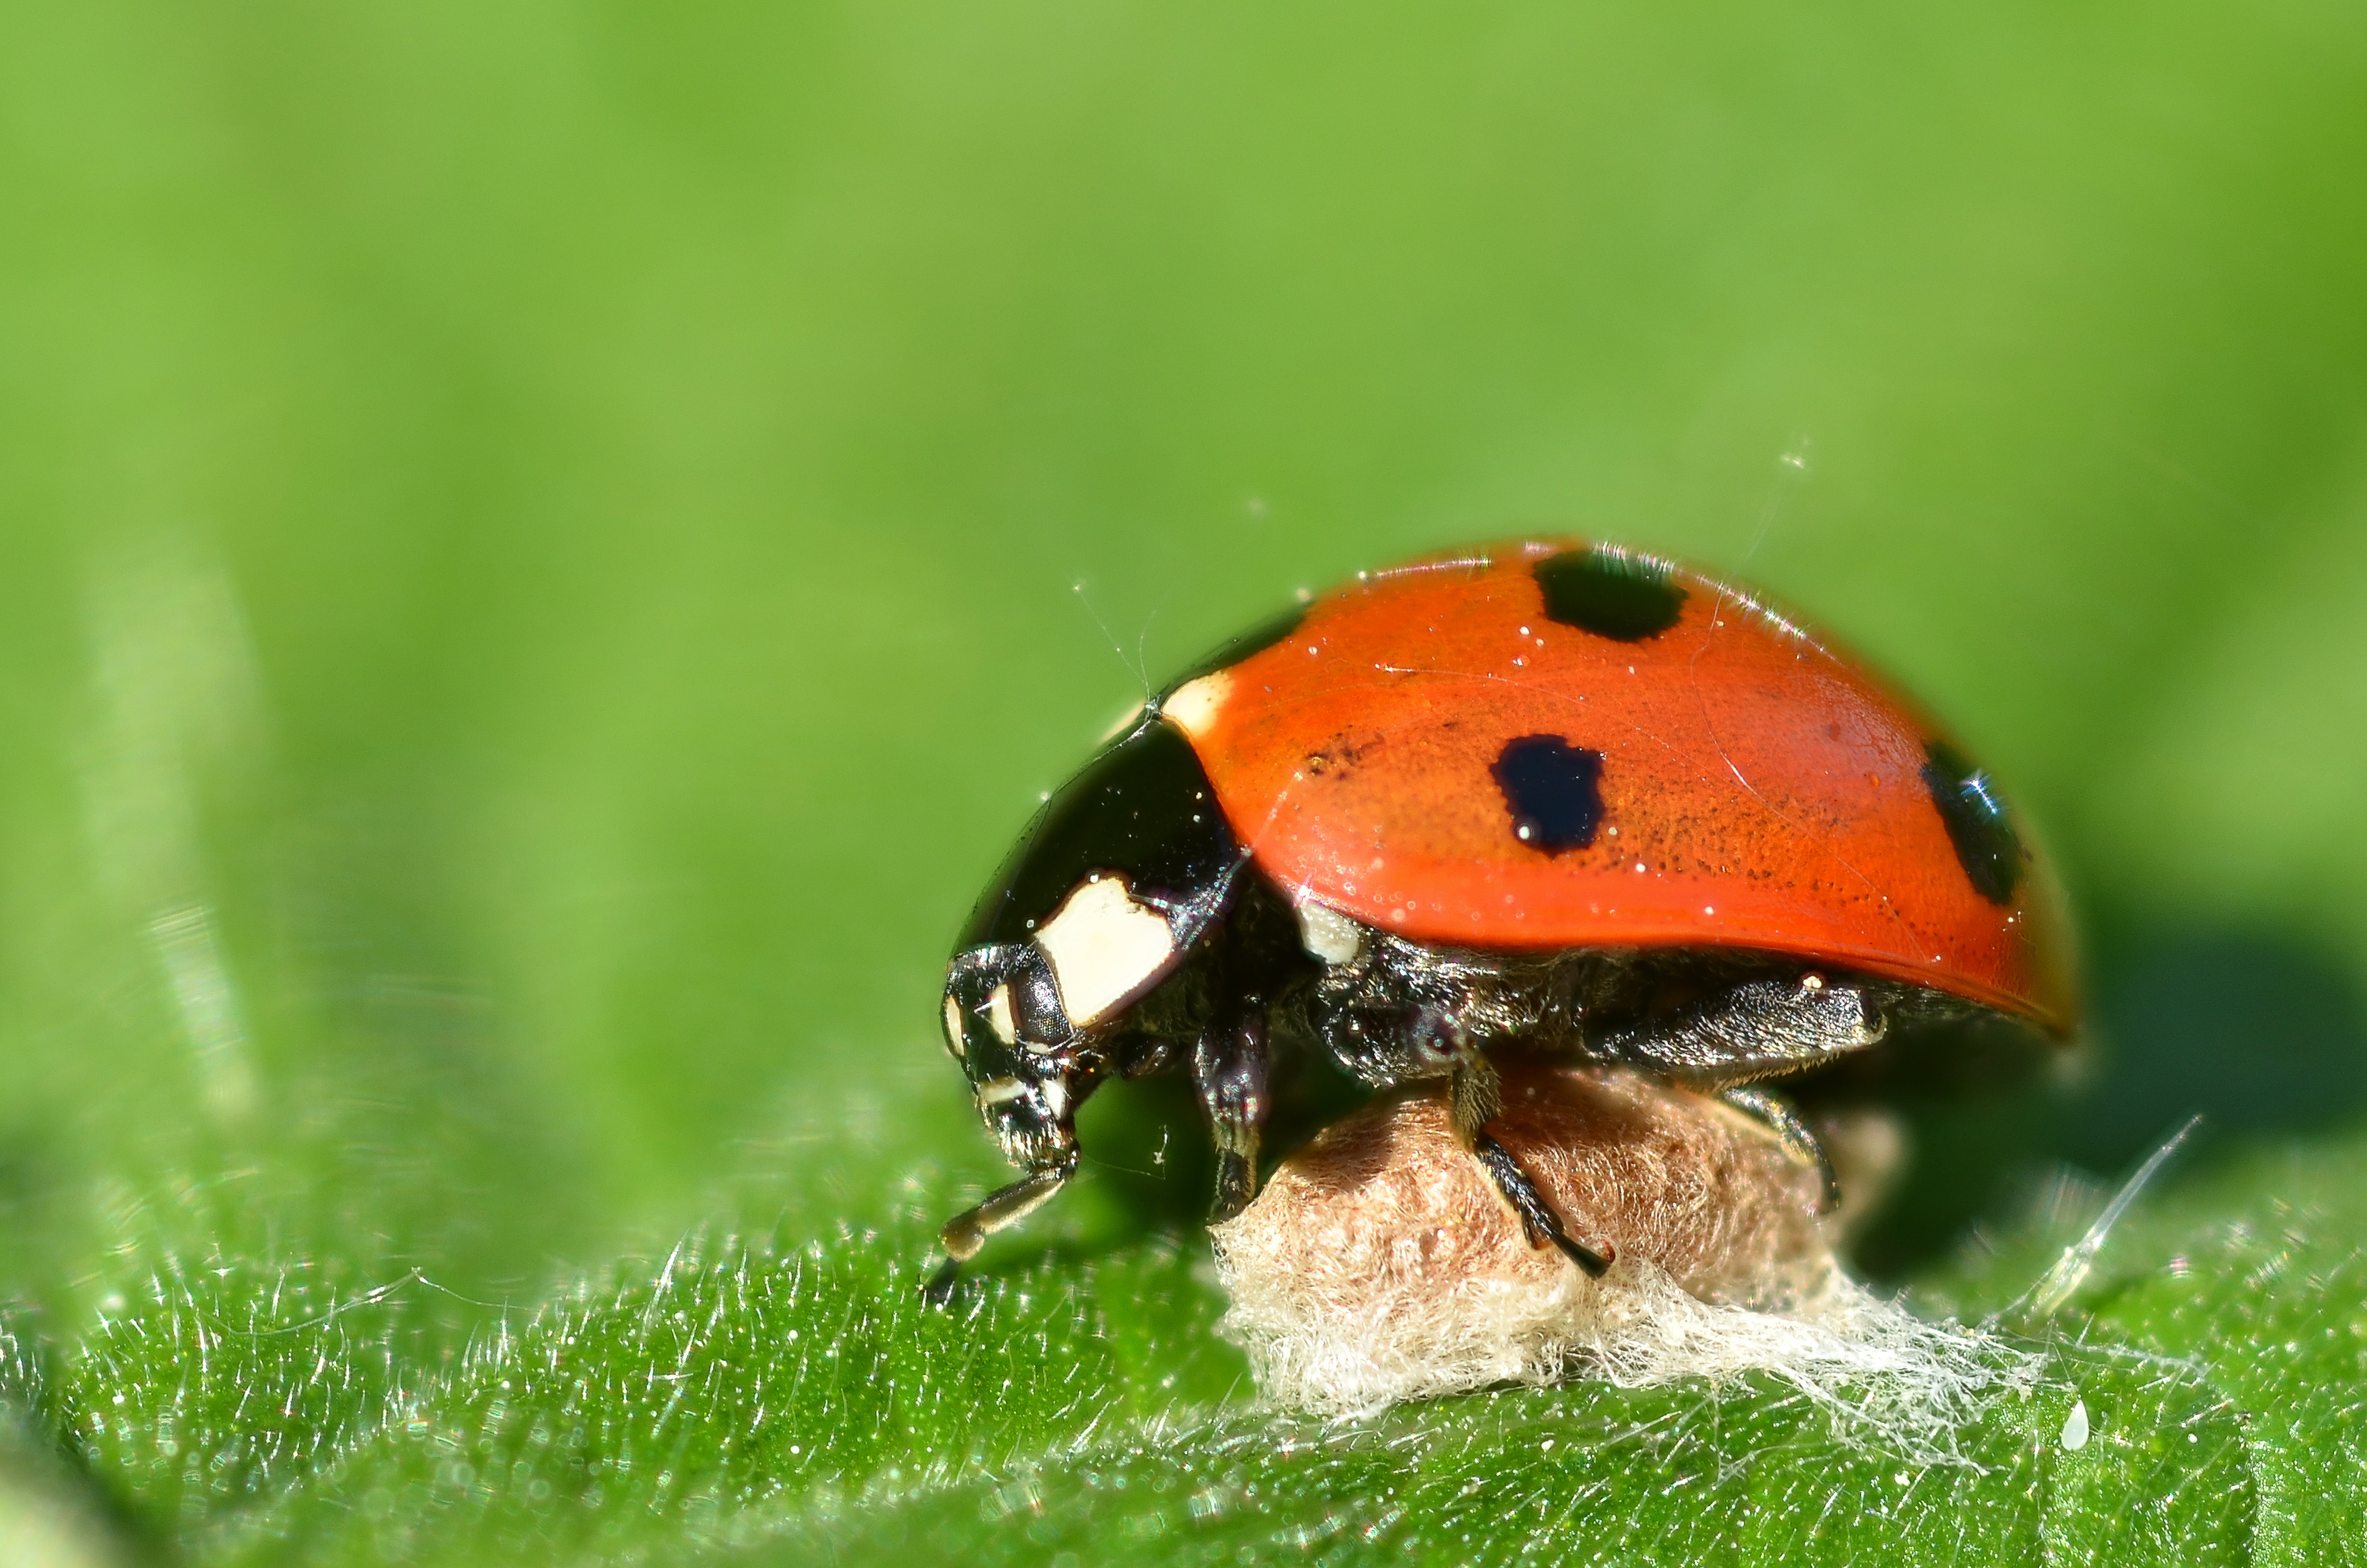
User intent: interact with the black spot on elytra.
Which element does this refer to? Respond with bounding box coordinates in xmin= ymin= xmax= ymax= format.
xmin=1533 ymin=547 xmax=1686 ymax=640
xmin=1491 ymin=736 xmax=1605 ymax=854
xmin=1920 ymin=739 xmax=2023 ymax=905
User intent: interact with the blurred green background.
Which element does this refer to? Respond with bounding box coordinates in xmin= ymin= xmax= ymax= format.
xmin=4 ymin=0 xmax=2367 ymax=1559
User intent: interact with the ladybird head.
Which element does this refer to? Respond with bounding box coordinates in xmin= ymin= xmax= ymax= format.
xmin=941 ymin=717 xmax=1249 ymax=1170
xmin=941 ymin=943 xmax=1088 ymax=1172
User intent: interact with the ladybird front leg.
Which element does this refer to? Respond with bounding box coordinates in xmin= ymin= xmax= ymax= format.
xmin=922 ymin=1155 xmax=1078 ymax=1305
xmin=1192 ymin=1014 xmax=1271 ymax=1222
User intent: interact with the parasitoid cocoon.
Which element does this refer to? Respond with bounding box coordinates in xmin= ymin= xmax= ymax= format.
xmin=1213 ymin=1064 xmax=2017 ymax=1439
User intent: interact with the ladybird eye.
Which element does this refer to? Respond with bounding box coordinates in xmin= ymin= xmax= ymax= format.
xmin=1411 ymin=1015 xmax=1459 ymax=1057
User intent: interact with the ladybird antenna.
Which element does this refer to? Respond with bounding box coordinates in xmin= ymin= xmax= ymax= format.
xmin=1070 ymin=579 xmax=1151 ymax=696
xmin=1741 ymin=433 xmax=1814 ymax=564
xmin=1134 ymin=607 xmax=1160 ymax=695
xmin=2008 ymin=1114 xmax=2205 ymax=1324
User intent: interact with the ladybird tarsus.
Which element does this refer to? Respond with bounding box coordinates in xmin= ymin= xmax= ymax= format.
xmin=1549 ymin=1230 xmax=1617 ymax=1278
xmin=920 ymin=1256 xmax=964 ymax=1308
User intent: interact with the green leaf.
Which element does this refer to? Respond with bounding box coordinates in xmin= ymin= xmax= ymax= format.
xmin=29 ymin=1134 xmax=2363 ymax=1565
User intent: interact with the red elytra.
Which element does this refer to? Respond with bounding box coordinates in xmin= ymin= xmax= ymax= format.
xmin=1163 ymin=540 xmax=2076 ymax=1037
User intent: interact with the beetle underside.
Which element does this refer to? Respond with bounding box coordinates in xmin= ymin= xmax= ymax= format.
xmin=927 ymin=868 xmax=2050 ymax=1300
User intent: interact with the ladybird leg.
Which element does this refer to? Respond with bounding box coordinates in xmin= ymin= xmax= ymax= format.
xmin=1193 ymin=1014 xmax=1271 ymax=1222
xmin=923 ymin=1157 xmax=1078 ymax=1305
xmin=1469 ymin=1131 xmax=1614 ymax=1277
xmin=938 ymin=1162 xmax=1074 ymax=1262
xmin=1717 ymin=1083 xmax=1842 ymax=1215
xmin=1595 ymin=973 xmax=1885 ymax=1084
xmin=1444 ymin=1043 xmax=1615 ymax=1278
xmin=1442 ymin=1026 xmax=1500 ymax=1131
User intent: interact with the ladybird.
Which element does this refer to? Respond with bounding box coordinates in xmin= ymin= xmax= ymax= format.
xmin=926 ymin=540 xmax=2076 ymax=1294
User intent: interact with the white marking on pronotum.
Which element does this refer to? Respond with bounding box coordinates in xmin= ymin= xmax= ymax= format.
xmin=1034 ymin=874 xmax=1176 ymax=1028
xmin=1160 ymin=669 xmax=1231 ymax=741
xmin=941 ymin=994 xmax=967 ymax=1058
xmin=984 ymin=983 xmax=1018 ymax=1046
xmin=2061 ymin=1398 xmax=2090 ymax=1451
xmin=1295 ymin=900 xmax=1362 ymax=966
